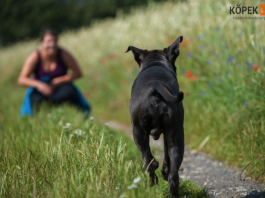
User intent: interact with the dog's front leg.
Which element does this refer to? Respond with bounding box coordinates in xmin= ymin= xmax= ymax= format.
xmin=132 ymin=125 xmax=158 ymax=185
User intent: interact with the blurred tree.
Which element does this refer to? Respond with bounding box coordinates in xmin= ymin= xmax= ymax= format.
xmin=0 ymin=0 xmax=183 ymax=47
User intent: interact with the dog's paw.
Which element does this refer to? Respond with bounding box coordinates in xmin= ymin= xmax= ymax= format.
xmin=162 ymin=174 xmax=168 ymax=181
xmin=152 ymin=159 xmax=159 ymax=170
xmin=161 ymin=173 xmax=168 ymax=181
xmin=150 ymin=173 xmax=159 ymax=186
xmin=161 ymin=167 xmax=169 ymax=181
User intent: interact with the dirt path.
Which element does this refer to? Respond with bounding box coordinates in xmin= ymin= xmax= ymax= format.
xmin=107 ymin=121 xmax=265 ymax=198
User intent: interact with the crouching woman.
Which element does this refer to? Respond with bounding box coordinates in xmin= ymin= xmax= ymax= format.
xmin=18 ymin=29 xmax=90 ymax=117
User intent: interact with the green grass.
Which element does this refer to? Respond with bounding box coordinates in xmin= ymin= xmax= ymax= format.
xmin=0 ymin=0 xmax=264 ymax=196
xmin=0 ymin=105 xmax=208 ymax=197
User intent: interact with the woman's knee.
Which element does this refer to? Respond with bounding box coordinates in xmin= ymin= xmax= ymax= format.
xmin=52 ymin=83 xmax=77 ymax=104
xmin=30 ymin=90 xmax=46 ymax=107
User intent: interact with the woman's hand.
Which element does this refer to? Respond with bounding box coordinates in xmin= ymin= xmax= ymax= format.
xmin=50 ymin=78 xmax=61 ymax=90
xmin=36 ymin=82 xmax=53 ymax=97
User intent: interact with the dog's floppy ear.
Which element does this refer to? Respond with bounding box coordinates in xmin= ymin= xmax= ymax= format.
xmin=164 ymin=36 xmax=183 ymax=68
xmin=125 ymin=46 xmax=146 ymax=66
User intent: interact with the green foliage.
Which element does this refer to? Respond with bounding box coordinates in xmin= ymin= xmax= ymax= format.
xmin=0 ymin=0 xmax=184 ymax=46
xmin=0 ymin=0 xmax=264 ymax=196
xmin=0 ymin=105 xmax=207 ymax=197
xmin=159 ymin=179 xmax=208 ymax=198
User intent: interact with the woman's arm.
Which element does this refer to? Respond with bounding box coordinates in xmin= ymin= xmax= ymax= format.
xmin=18 ymin=51 xmax=52 ymax=97
xmin=18 ymin=51 xmax=39 ymax=87
xmin=50 ymin=49 xmax=82 ymax=89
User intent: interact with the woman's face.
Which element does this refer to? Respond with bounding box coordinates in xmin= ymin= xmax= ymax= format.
xmin=41 ymin=34 xmax=58 ymax=56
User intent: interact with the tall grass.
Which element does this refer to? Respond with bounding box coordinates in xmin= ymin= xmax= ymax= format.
xmin=0 ymin=105 xmax=207 ymax=197
xmin=0 ymin=0 xmax=264 ymax=185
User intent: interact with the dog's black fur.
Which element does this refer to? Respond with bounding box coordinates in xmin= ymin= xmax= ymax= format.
xmin=126 ymin=36 xmax=184 ymax=198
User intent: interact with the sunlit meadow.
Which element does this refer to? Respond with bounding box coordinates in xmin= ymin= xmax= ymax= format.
xmin=0 ymin=105 xmax=208 ymax=197
xmin=0 ymin=0 xmax=264 ymax=197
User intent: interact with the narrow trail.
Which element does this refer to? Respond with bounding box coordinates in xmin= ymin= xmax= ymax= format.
xmin=107 ymin=121 xmax=265 ymax=198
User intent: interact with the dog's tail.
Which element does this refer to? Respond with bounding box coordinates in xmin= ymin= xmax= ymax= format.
xmin=152 ymin=81 xmax=184 ymax=103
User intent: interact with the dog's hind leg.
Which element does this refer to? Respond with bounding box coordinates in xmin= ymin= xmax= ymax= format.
xmin=164 ymin=130 xmax=184 ymax=198
xmin=146 ymin=135 xmax=159 ymax=171
xmin=132 ymin=125 xmax=158 ymax=185
xmin=161 ymin=134 xmax=170 ymax=181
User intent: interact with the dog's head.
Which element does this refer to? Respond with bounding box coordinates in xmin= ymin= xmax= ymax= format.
xmin=125 ymin=36 xmax=183 ymax=73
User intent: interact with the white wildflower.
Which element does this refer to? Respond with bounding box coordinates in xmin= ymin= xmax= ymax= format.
xmin=133 ymin=176 xmax=141 ymax=184
xmin=90 ymin=116 xmax=94 ymax=120
xmin=127 ymin=184 xmax=138 ymax=190
xmin=63 ymin=123 xmax=71 ymax=130
xmin=105 ymin=123 xmax=109 ymax=126
xmin=73 ymin=129 xmax=85 ymax=136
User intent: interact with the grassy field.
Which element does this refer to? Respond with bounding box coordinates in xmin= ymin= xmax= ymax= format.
xmin=0 ymin=0 xmax=264 ymax=196
xmin=0 ymin=105 xmax=207 ymax=197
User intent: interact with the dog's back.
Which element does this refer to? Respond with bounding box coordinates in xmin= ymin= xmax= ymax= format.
xmin=130 ymin=57 xmax=184 ymax=140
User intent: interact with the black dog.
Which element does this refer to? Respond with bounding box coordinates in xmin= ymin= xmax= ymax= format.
xmin=126 ymin=36 xmax=184 ymax=198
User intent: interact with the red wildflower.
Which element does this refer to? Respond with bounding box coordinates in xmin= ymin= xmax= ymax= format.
xmin=252 ymin=65 xmax=259 ymax=70
xmin=99 ymin=57 xmax=107 ymax=64
xmin=190 ymin=75 xmax=198 ymax=81
xmin=185 ymin=71 xmax=192 ymax=78
xmin=182 ymin=90 xmax=187 ymax=96
xmin=109 ymin=53 xmax=117 ymax=60
xmin=261 ymin=82 xmax=263 ymax=86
